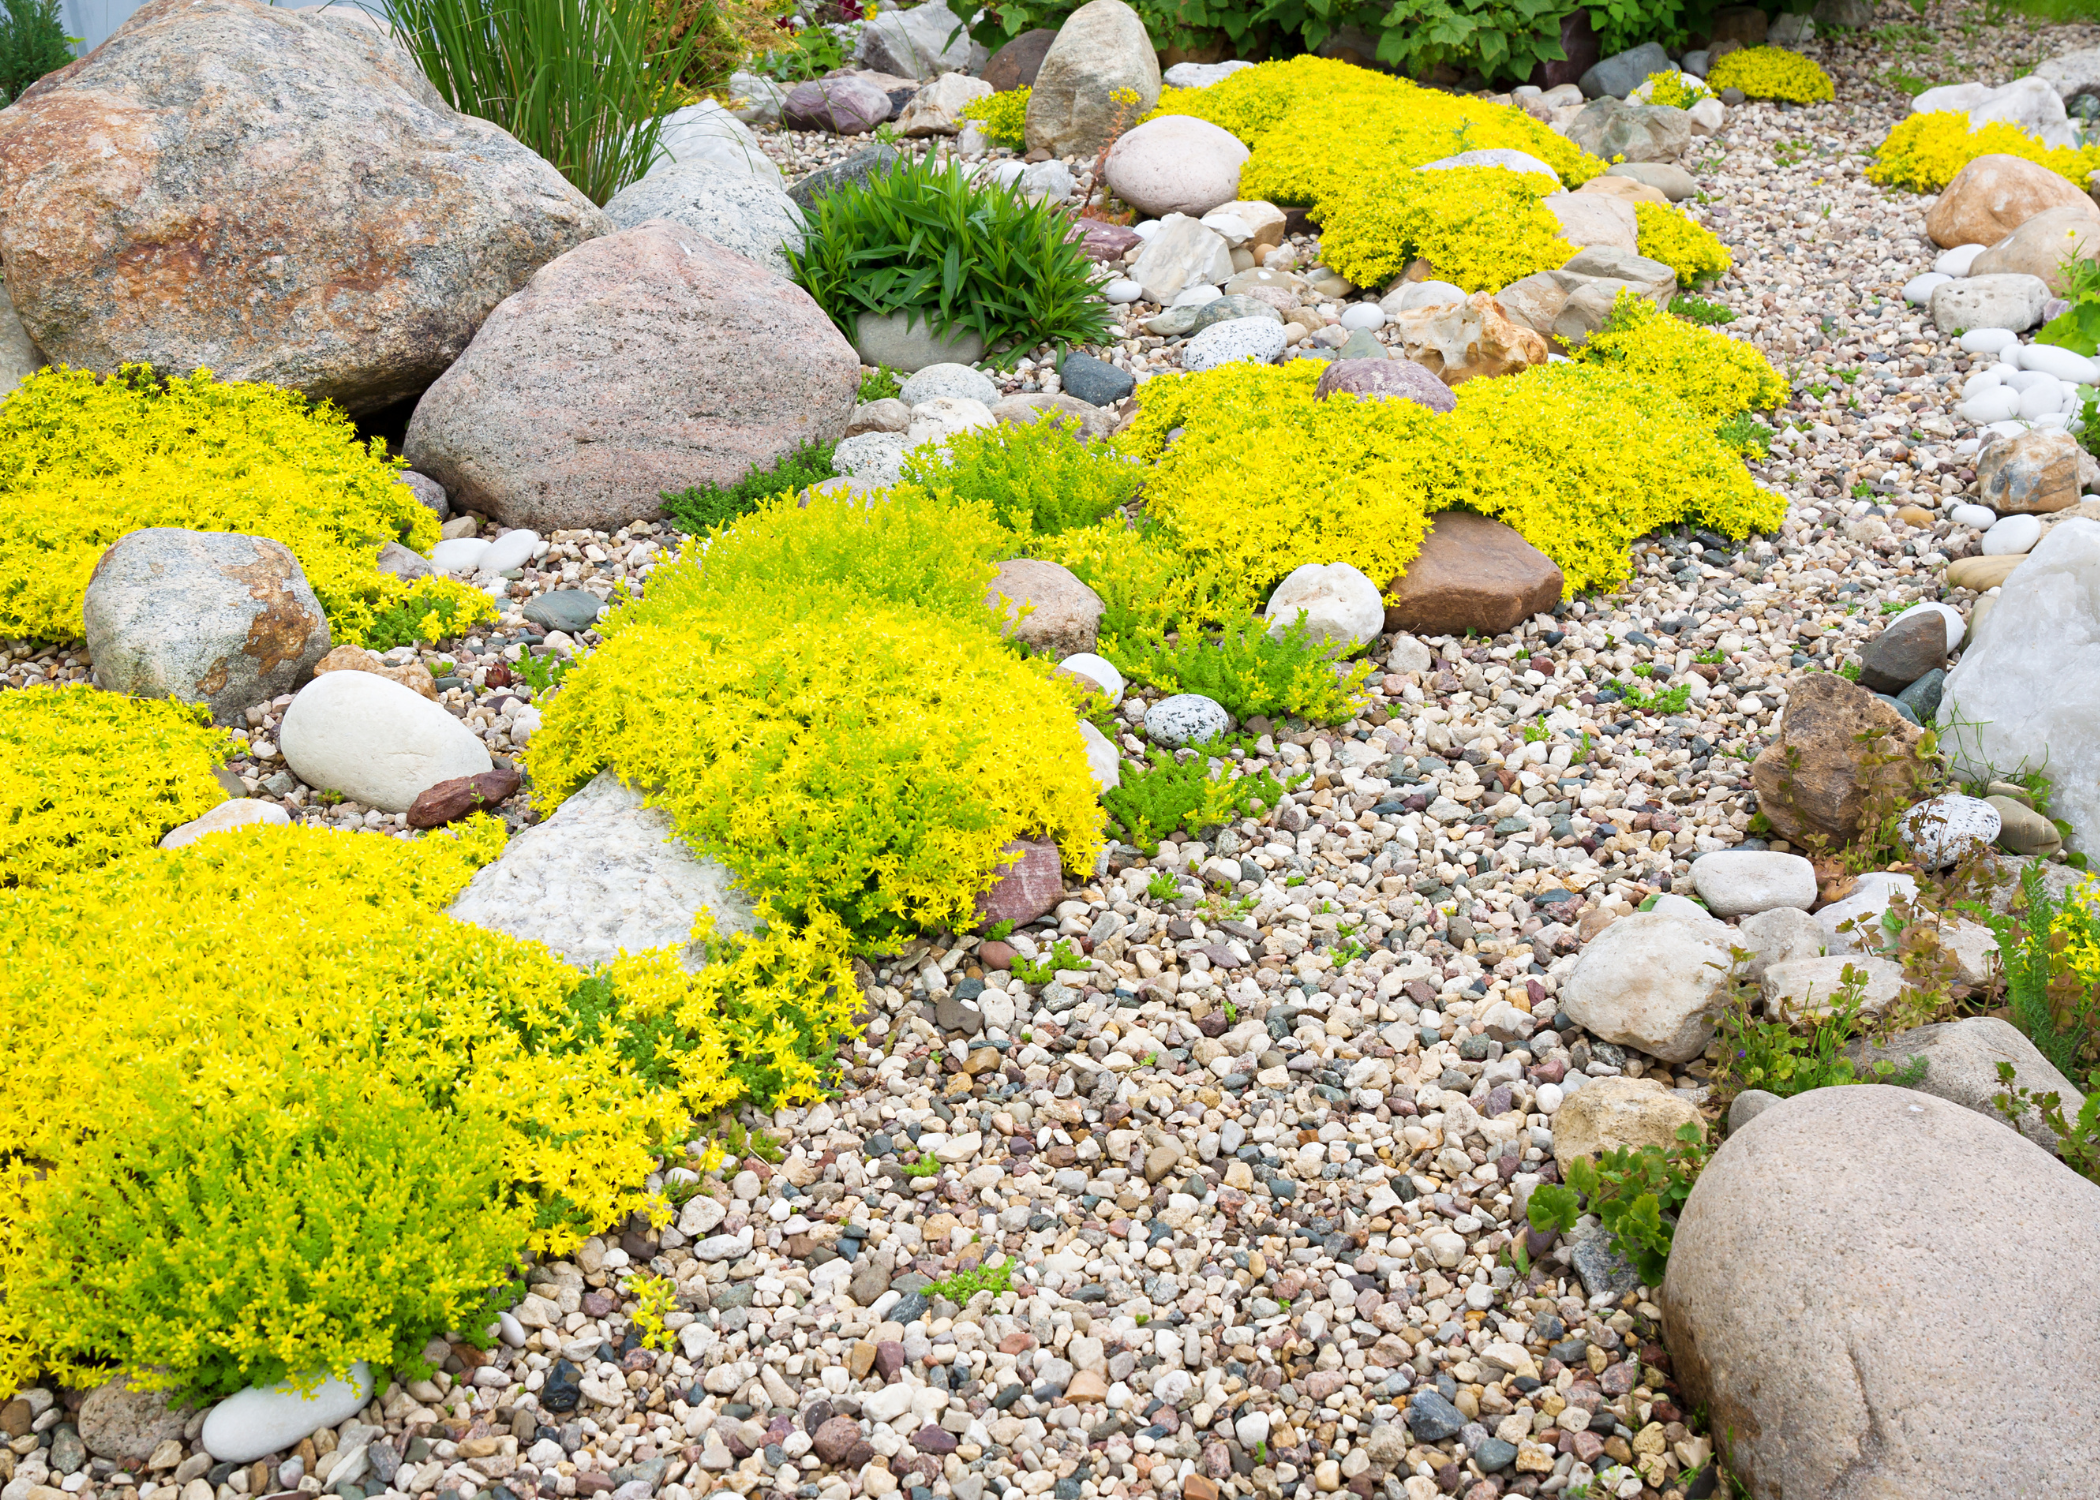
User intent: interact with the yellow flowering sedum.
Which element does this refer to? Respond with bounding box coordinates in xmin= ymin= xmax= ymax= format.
xmin=0 ymin=366 xmax=494 ymax=648
xmin=1317 ymin=166 xmax=1575 ymax=292
xmin=1869 ymin=110 xmax=2100 ymax=194
xmin=1146 ymin=57 xmax=1603 ymax=289
xmin=960 ymin=86 xmax=1029 ymax=147
xmin=1641 ymin=70 xmax=1711 ymax=109
xmin=1119 ymin=358 xmax=1784 ymax=601
xmin=1703 ymin=47 xmax=1835 ymax=104
xmin=0 ymin=685 xmax=233 ymax=886
xmin=1577 ymin=291 xmax=1788 ymax=419
xmin=1634 ymin=200 xmax=1733 ymax=286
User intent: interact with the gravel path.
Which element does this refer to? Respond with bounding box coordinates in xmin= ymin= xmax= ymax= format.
xmin=10 ymin=11 xmax=2090 ymax=1500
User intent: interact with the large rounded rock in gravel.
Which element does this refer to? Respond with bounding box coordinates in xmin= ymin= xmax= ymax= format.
xmin=1556 ymin=911 xmax=1730 ymax=1063
xmin=279 ymin=669 xmax=491 ymax=813
xmin=1025 ymin=0 xmax=1161 ymax=158
xmin=1977 ymin=424 xmax=2081 ymax=514
xmin=200 ymin=1363 xmax=374 ymax=1464
xmin=1263 ymin=562 xmax=1384 ymax=653
xmin=1968 ymin=202 xmax=2100 ymax=291
xmin=1663 ymin=1085 xmax=2100 ymax=1498
xmin=1925 ymin=152 xmax=2100 ymax=248
xmin=1314 ymin=358 xmax=1455 ymax=412
xmin=1550 ymin=1075 xmax=1701 ymax=1172
xmin=84 ymin=529 xmax=331 ymax=723
xmin=1687 ymin=848 xmax=1815 ymax=916
xmin=1928 ymin=271 xmax=2049 ymax=335
xmin=79 ymin=1376 xmax=187 ymax=1463
xmin=987 ymin=558 xmax=1103 ymax=655
xmin=983 ymin=28 xmax=1057 ymax=91
xmin=447 ymin=769 xmax=754 ymax=966
xmin=1563 ymin=97 xmax=1691 ymax=162
xmin=1103 ymin=115 xmax=1248 ymax=219
xmin=602 ymin=161 xmax=804 ymax=278
xmin=1844 ymin=1014 xmax=2082 ymax=1151
xmin=782 ymin=75 xmax=895 ymax=134
xmin=1383 ymin=511 xmax=1562 ymax=637
xmin=404 ymin=222 xmax=858 ymax=531
xmin=0 ymin=0 xmax=607 ymax=416
xmin=651 ymin=99 xmax=785 ymax=188
xmin=1750 ymin=672 xmax=1929 ymax=848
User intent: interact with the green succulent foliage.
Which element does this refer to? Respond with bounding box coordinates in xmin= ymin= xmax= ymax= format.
xmin=1103 ymin=746 xmax=1295 ymax=854
xmin=903 ymin=418 xmax=1140 ymax=538
xmin=786 ymin=158 xmax=1114 ymax=369
xmin=661 ymin=439 xmax=840 ymax=535
xmin=1109 ymin=614 xmax=1372 ymax=725
xmin=1526 ymin=1122 xmax=1708 ymax=1286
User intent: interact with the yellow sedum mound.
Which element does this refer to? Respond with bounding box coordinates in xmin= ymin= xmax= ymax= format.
xmin=960 ymin=86 xmax=1029 ymax=147
xmin=1317 ymin=166 xmax=1575 ymax=293
xmin=1120 ymin=359 xmax=1784 ymax=600
xmin=0 ymin=816 xmax=859 ymax=1400
xmin=1869 ymin=110 xmax=2100 ymax=194
xmin=0 ymin=685 xmax=233 ymax=886
xmin=0 ymin=367 xmax=494 ymax=648
xmin=529 ymin=486 xmax=1107 ymax=947
xmin=1704 ymin=46 xmax=1834 ymax=105
xmin=1148 ymin=57 xmax=1603 ymax=290
xmin=1633 ymin=201 xmax=1733 ymax=286
xmin=1576 ymin=292 xmax=1787 ymax=419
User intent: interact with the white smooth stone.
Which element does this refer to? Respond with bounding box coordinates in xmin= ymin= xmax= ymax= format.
xmin=1103 ymin=277 xmax=1145 ymax=304
xmin=202 ymin=1364 xmax=375 ymax=1464
xmin=1130 ymin=220 xmax=1161 ymax=239
xmin=1904 ymin=272 xmax=1952 ymax=306
xmin=481 ymin=528 xmax=540 ymax=574
xmin=1936 ymin=243 xmax=1987 ymax=276
xmin=159 ymin=799 xmax=290 ymax=849
xmin=2035 ymin=410 xmax=2073 ymax=429
xmin=430 ymin=537 xmax=493 ymax=573
xmin=2002 ymin=368 xmax=2054 ymax=392
xmin=1339 ymin=303 xmax=1386 ymax=331
xmin=1983 ymin=419 xmax=2033 ymax=440
xmin=1959 ymin=326 xmax=2018 ymax=355
xmin=2018 ymin=381 xmax=2071 ymax=420
xmin=2017 ymin=343 xmax=2100 ymax=383
xmin=1949 ymin=503 xmax=1998 ymax=530
xmin=1982 ymin=512 xmax=2043 ymax=555
xmin=1958 ymin=387 xmax=2022 ymax=424
xmin=1058 ymin=651 xmax=1126 ymax=705
xmin=1171 ymin=284 xmax=1223 ymax=307
xmin=1962 ymin=368 xmax=2004 ymax=397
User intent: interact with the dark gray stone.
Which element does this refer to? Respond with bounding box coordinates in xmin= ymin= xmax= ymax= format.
xmin=1897 ymin=667 xmax=1944 ymax=724
xmin=1858 ymin=610 xmax=1946 ymax=695
xmin=1579 ymin=41 xmax=1673 ymax=98
xmin=1474 ymin=1438 xmax=1518 ymax=1473
xmin=1567 ymin=1220 xmax=1642 ymax=1300
xmin=788 ymin=144 xmax=904 ymax=212
xmin=524 ymin=589 xmax=604 ymax=634
xmin=1405 ymin=1390 xmax=1466 ymax=1441
xmin=1060 ymin=350 xmax=1135 ymax=406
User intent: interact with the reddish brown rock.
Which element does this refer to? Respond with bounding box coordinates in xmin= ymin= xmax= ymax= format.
xmin=978 ymin=939 xmax=1018 ymax=969
xmin=811 ymin=1417 xmax=863 ymax=1466
xmin=0 ymin=0 xmax=607 ymax=415
xmin=1749 ymin=673 xmax=1930 ymax=848
xmin=982 ymin=29 xmax=1058 ymax=91
xmin=1076 ymin=220 xmax=1143 ymax=263
xmin=1383 ymin=511 xmax=1564 ymax=638
xmin=1925 ymin=153 xmax=2100 ymax=249
xmin=407 ymin=766 xmax=524 ymax=829
xmin=404 ymin=221 xmax=859 ymax=531
xmin=973 ymin=838 xmax=1064 ymax=928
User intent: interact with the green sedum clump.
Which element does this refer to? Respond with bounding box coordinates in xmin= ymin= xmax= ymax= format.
xmin=904 ymin=417 xmax=1141 ymax=538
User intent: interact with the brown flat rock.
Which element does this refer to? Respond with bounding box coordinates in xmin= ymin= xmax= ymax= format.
xmin=1383 ymin=510 xmax=1564 ymax=638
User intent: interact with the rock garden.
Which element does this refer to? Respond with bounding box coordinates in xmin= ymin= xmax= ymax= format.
xmin=3 ymin=0 xmax=2100 ymax=1497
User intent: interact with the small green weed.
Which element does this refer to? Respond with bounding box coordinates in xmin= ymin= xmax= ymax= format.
xmin=661 ymin=439 xmax=839 ymax=534
xmin=1103 ymin=746 xmax=1296 ymax=854
xmin=1993 ymin=1063 xmax=2100 ymax=1181
xmin=1145 ymin=871 xmax=1183 ymax=901
xmin=1669 ymin=294 xmax=1736 ymax=326
xmin=1011 ymin=938 xmax=1087 ymax=984
xmin=927 ymin=1261 xmax=1014 ymax=1302
xmin=1715 ymin=412 xmax=1771 ymax=457
xmin=1526 ymin=1122 xmax=1708 ymax=1285
xmin=512 ymin=649 xmax=573 ymax=695
xmin=903 ymin=1155 xmax=942 ymax=1178
xmin=1716 ymin=959 xmax=1924 ymax=1100
xmin=859 ymin=366 xmax=904 ymax=402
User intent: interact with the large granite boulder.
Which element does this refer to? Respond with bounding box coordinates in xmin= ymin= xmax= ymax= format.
xmin=1024 ymin=0 xmax=1160 ymax=158
xmin=1844 ymin=1014 xmax=2085 ymax=1152
xmin=404 ymin=221 xmax=858 ymax=532
xmin=854 ymin=1 xmax=986 ymax=81
xmin=0 ymin=0 xmax=607 ymax=416
xmin=84 ymin=529 xmax=331 ymax=723
xmin=602 ymin=161 xmax=804 ymax=278
xmin=1939 ymin=517 xmax=2100 ymax=854
xmin=1664 ymin=1086 xmax=2100 ymax=1498
xmin=1563 ymin=96 xmax=1691 ymax=162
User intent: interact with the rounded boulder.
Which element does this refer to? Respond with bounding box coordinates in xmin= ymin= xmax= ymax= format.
xmin=404 ymin=221 xmax=858 ymax=531
xmin=1262 ymin=562 xmax=1384 ymax=653
xmin=1313 ymin=358 xmax=1455 ymax=412
xmin=279 ymin=668 xmax=493 ymax=814
xmin=1664 ymin=1085 xmax=2100 ymax=1497
xmin=1556 ymin=911 xmax=1731 ymax=1063
xmin=986 ymin=558 xmax=1103 ymax=656
xmin=1925 ymin=151 xmax=2100 ymax=249
xmin=1103 ymin=115 xmax=1250 ymax=219
xmin=1688 ymin=849 xmax=1816 ymax=916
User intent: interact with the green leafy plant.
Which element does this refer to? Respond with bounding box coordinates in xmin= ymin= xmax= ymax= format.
xmin=512 ymin=649 xmax=574 ymax=694
xmin=787 ymin=157 xmax=1114 ymax=368
xmin=1610 ymin=677 xmax=1691 ymax=715
xmin=1146 ymin=871 xmax=1184 ymax=901
xmin=1103 ymin=747 xmax=1295 ymax=854
xmin=1716 ymin=959 xmax=1924 ymax=1100
xmin=1526 ymin=1122 xmax=1707 ymax=1286
xmin=382 ymin=0 xmax=705 ymax=207
xmin=1715 ymin=412 xmax=1771 ymax=458
xmin=1993 ymin=1062 xmax=2100 ymax=1181
xmin=905 ymin=418 xmax=1140 ymax=537
xmin=1111 ymin=614 xmax=1372 ymax=725
xmin=662 ymin=438 xmax=839 ymax=533
xmin=902 ymin=1155 xmax=942 ymax=1178
xmin=1523 ymin=715 xmax=1549 ymax=743
xmin=926 ymin=1260 xmax=1015 ymax=1302
xmin=1668 ymin=293 xmax=1736 ymax=326
xmin=1011 ymin=938 xmax=1088 ymax=984
xmin=1986 ymin=864 xmax=2100 ymax=1081
xmin=859 ymin=366 xmax=904 ymax=403
xmin=745 ymin=19 xmax=844 ymax=82
xmin=984 ymin=919 xmax=1016 ymax=941
xmin=0 ymin=0 xmax=72 ymax=105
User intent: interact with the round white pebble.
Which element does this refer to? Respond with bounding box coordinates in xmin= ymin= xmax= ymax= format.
xmin=1903 ymin=272 xmax=1952 ymax=306
xmin=2018 ymin=380 xmax=2071 ymax=420
xmin=1172 ymin=284 xmax=1223 ymax=307
xmin=2016 ymin=343 xmax=2100 ymax=384
xmin=1959 ymin=327 xmax=2018 ymax=356
xmin=1957 ymin=387 xmax=2021 ymax=424
xmin=1339 ymin=303 xmax=1386 ymax=330
xmin=1981 ymin=512 xmax=2042 ymax=556
xmin=1536 ymin=1082 xmax=1564 ymax=1115
xmin=1948 ymin=504 xmax=1997 ymax=531
xmin=1103 ymin=277 xmax=1144 ymax=303
xmin=1936 ymin=243 xmax=1986 ymax=277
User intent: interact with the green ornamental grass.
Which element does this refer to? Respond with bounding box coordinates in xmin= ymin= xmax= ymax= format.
xmin=787 ymin=157 xmax=1114 ymax=367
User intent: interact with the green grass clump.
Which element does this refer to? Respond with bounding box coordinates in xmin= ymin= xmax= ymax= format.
xmin=904 ymin=418 xmax=1140 ymax=538
xmin=1103 ymin=746 xmax=1297 ymax=854
xmin=661 ymin=438 xmax=839 ymax=534
xmin=786 ymin=157 xmax=1114 ymax=368
xmin=1112 ymin=615 xmax=1373 ymax=725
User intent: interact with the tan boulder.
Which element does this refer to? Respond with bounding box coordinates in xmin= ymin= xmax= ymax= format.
xmin=1977 ymin=426 xmax=2081 ymax=513
xmin=1664 ymin=1086 xmax=2100 ymax=1498
xmin=1537 ymin=192 xmax=1638 ymax=254
xmin=1967 ymin=203 xmax=2100 ymax=291
xmin=1924 ymin=153 xmax=2100 ymax=249
xmin=1576 ymin=175 xmax=1671 ymax=206
xmin=1550 ymin=1076 xmax=1703 ymax=1173
xmin=1383 ymin=511 xmax=1563 ymax=637
xmin=991 ymin=392 xmax=1118 ymax=442
xmin=1748 ymin=673 xmax=1932 ymax=849
xmin=0 ymin=0 xmax=608 ymax=415
xmin=987 ymin=558 xmax=1103 ymax=655
xmin=1024 ymin=0 xmax=1160 ymax=157
xmin=314 ymin=644 xmax=440 ymax=702
xmin=1385 ymin=292 xmax=1547 ymax=386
